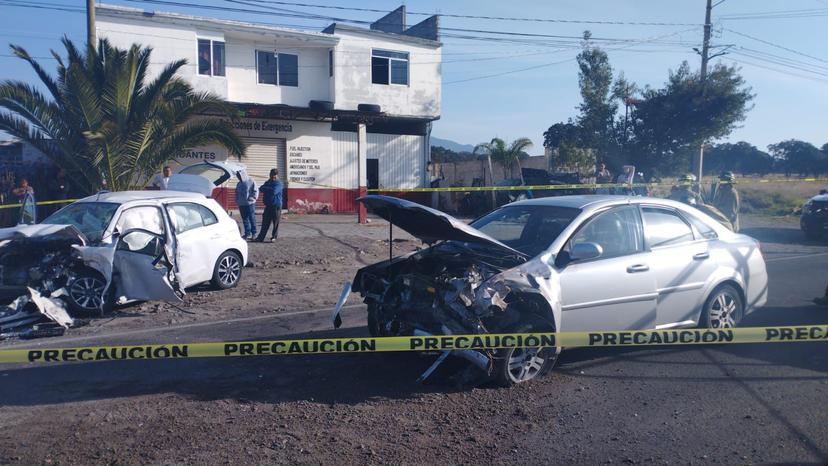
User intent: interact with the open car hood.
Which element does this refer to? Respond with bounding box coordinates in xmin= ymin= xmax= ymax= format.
xmin=358 ymin=195 xmax=525 ymax=257
xmin=0 ymin=224 xmax=88 ymax=244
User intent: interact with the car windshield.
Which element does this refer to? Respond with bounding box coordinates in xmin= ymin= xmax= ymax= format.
xmin=42 ymin=202 xmax=120 ymax=243
xmin=470 ymin=205 xmax=581 ymax=257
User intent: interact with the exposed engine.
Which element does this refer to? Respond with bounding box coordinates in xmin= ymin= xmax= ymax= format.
xmin=354 ymin=244 xmax=524 ymax=338
xmin=0 ymin=237 xmax=83 ymax=297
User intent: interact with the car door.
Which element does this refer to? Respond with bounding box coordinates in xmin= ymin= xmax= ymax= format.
xmin=166 ymin=202 xmax=222 ymax=287
xmin=112 ymin=229 xmax=182 ymax=303
xmin=641 ymin=206 xmax=720 ymax=328
xmin=110 ymin=204 xmax=183 ymax=301
xmin=558 ymin=205 xmax=659 ymax=332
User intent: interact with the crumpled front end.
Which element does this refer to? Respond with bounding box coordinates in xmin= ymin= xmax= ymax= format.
xmin=352 ymin=243 xmax=560 ymax=382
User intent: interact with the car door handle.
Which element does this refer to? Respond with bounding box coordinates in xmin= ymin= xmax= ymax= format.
xmin=626 ymin=264 xmax=649 ymax=273
xmin=693 ymin=252 xmax=710 ymax=260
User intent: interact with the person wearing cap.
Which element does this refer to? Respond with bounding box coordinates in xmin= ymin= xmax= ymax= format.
xmin=712 ymin=171 xmax=740 ymax=232
xmin=235 ymin=170 xmax=258 ymax=239
xmin=254 ymin=168 xmax=284 ymax=242
xmin=668 ymin=173 xmax=701 ymax=205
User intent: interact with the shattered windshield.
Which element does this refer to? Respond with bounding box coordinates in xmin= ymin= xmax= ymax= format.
xmin=42 ymin=202 xmax=120 ymax=243
xmin=469 ymin=205 xmax=580 ymax=257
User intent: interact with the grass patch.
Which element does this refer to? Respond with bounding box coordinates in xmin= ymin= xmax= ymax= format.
xmin=739 ymin=187 xmax=806 ymax=216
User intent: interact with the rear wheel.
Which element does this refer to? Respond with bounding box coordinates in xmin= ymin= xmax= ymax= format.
xmin=699 ymin=284 xmax=744 ymax=329
xmin=211 ymin=251 xmax=243 ymax=289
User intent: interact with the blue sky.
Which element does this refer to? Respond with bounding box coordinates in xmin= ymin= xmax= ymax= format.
xmin=2 ymin=0 xmax=827 ymax=155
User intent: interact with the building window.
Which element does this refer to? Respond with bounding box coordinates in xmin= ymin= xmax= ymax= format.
xmin=371 ymin=49 xmax=409 ymax=85
xmin=328 ymin=49 xmax=334 ymax=77
xmin=256 ymin=50 xmax=299 ymax=87
xmin=198 ymin=39 xmax=225 ymax=76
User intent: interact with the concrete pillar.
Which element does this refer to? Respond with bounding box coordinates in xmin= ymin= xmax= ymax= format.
xmin=357 ymin=122 xmax=368 ymax=224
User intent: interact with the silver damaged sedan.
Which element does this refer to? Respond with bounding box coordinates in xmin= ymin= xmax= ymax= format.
xmin=351 ymin=195 xmax=768 ymax=385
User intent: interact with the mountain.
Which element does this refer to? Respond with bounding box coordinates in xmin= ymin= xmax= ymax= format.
xmin=431 ymin=136 xmax=474 ymax=153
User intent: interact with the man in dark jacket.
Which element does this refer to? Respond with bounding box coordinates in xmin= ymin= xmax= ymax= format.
xmin=255 ymin=168 xmax=284 ymax=242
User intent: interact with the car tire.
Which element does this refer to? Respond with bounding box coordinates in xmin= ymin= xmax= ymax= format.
xmin=66 ymin=269 xmax=114 ymax=315
xmin=492 ymin=324 xmax=559 ymax=387
xmin=211 ymin=250 xmax=243 ymax=290
xmin=699 ymin=284 xmax=744 ymax=329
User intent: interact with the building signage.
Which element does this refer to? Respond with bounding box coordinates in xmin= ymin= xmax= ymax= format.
xmin=220 ymin=118 xmax=293 ymax=138
xmin=288 ymin=145 xmax=322 ymax=183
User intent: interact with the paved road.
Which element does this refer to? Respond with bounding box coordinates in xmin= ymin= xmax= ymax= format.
xmin=1 ymin=221 xmax=827 ymax=464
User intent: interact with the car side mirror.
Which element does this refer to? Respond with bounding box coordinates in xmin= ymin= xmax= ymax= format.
xmin=570 ymin=242 xmax=603 ymax=262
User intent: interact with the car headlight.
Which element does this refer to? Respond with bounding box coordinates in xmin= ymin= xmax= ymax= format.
xmin=803 ymin=201 xmax=813 ymax=214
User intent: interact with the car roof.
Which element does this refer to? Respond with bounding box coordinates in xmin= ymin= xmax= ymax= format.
xmin=75 ymin=190 xmax=206 ymax=204
xmin=509 ymin=195 xmax=633 ymax=209
xmin=509 ymin=194 xmax=697 ymax=211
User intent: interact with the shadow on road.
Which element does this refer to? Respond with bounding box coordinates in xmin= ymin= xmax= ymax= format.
xmin=2 ymin=302 xmax=827 ymax=408
xmin=0 ymin=326 xmax=473 ymax=408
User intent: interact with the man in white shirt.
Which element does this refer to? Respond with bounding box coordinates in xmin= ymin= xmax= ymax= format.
xmin=150 ymin=166 xmax=172 ymax=190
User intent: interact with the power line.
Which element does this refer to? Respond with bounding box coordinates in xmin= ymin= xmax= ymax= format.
xmin=444 ymin=27 xmax=698 ymax=85
xmin=725 ymin=28 xmax=828 ymax=65
xmin=248 ymin=0 xmax=702 ymax=27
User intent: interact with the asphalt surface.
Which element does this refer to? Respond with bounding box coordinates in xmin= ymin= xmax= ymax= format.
xmin=1 ymin=220 xmax=828 ymax=464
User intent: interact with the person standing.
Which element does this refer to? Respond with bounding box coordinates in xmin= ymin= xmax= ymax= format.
xmin=712 ymin=171 xmax=741 ymax=232
xmin=595 ymin=162 xmax=612 ymax=194
xmin=149 ymin=166 xmax=173 ymax=190
xmin=235 ymin=170 xmax=258 ymax=239
xmin=615 ymin=165 xmax=635 ymax=195
xmin=11 ymin=177 xmax=34 ymax=200
xmin=255 ymin=168 xmax=283 ymax=242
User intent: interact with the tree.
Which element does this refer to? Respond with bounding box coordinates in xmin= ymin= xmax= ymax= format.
xmin=542 ymin=121 xmax=582 ymax=149
xmin=474 ymin=137 xmax=533 ymax=183
xmin=555 ymin=142 xmax=595 ymax=176
xmin=431 ymin=145 xmax=477 ymax=163
xmin=704 ymin=142 xmax=774 ymax=176
xmin=768 ymin=139 xmax=827 ymax=176
xmin=626 ymin=62 xmax=754 ymax=176
xmin=0 ymin=38 xmax=245 ymax=193
xmin=575 ymin=31 xmax=617 ymax=156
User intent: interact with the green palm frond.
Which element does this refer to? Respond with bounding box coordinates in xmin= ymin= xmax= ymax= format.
xmin=2 ymin=39 xmax=245 ymax=193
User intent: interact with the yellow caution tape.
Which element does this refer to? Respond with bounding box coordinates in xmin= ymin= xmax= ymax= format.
xmin=0 ymin=199 xmax=78 ymax=210
xmin=1 ymin=325 xmax=826 ymax=364
xmin=369 ymin=178 xmax=828 ymax=193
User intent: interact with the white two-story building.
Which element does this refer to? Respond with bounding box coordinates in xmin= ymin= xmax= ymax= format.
xmin=96 ymin=4 xmax=441 ymax=213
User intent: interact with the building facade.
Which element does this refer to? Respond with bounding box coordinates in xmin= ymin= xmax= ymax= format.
xmin=96 ymin=4 xmax=441 ymax=213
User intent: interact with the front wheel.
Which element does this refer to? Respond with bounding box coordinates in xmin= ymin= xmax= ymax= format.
xmin=492 ymin=324 xmax=559 ymax=386
xmin=211 ymin=251 xmax=243 ymax=290
xmin=699 ymin=284 xmax=744 ymax=329
xmin=66 ymin=271 xmax=114 ymax=315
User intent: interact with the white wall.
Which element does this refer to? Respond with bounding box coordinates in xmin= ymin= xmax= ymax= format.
xmin=225 ymin=37 xmax=331 ymax=106
xmin=97 ymin=15 xmax=228 ymax=98
xmin=332 ymin=29 xmax=441 ymax=118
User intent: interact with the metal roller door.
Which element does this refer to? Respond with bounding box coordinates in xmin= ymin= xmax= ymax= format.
xmin=241 ymin=137 xmax=287 ymax=186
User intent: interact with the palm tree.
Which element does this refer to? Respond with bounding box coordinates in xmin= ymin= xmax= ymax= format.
xmin=0 ymin=38 xmax=245 ymax=193
xmin=474 ymin=137 xmax=534 ymax=184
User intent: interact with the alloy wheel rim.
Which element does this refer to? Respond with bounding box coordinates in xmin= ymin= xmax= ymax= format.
xmin=709 ymin=292 xmax=738 ymax=328
xmin=218 ymin=255 xmax=240 ymax=286
xmin=507 ymin=348 xmax=547 ymax=383
xmin=69 ymin=277 xmax=105 ymax=310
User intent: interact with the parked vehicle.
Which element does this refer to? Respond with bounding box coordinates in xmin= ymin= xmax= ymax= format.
xmin=800 ymin=191 xmax=828 ymax=240
xmin=350 ymin=195 xmax=768 ymax=385
xmin=0 ymin=190 xmax=248 ymax=313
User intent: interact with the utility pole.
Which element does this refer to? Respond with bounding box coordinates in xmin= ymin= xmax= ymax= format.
xmin=692 ymin=0 xmax=713 ymax=187
xmin=87 ymin=0 xmax=96 ymax=49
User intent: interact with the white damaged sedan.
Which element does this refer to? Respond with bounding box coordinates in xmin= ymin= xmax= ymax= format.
xmin=351 ymin=195 xmax=768 ymax=385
